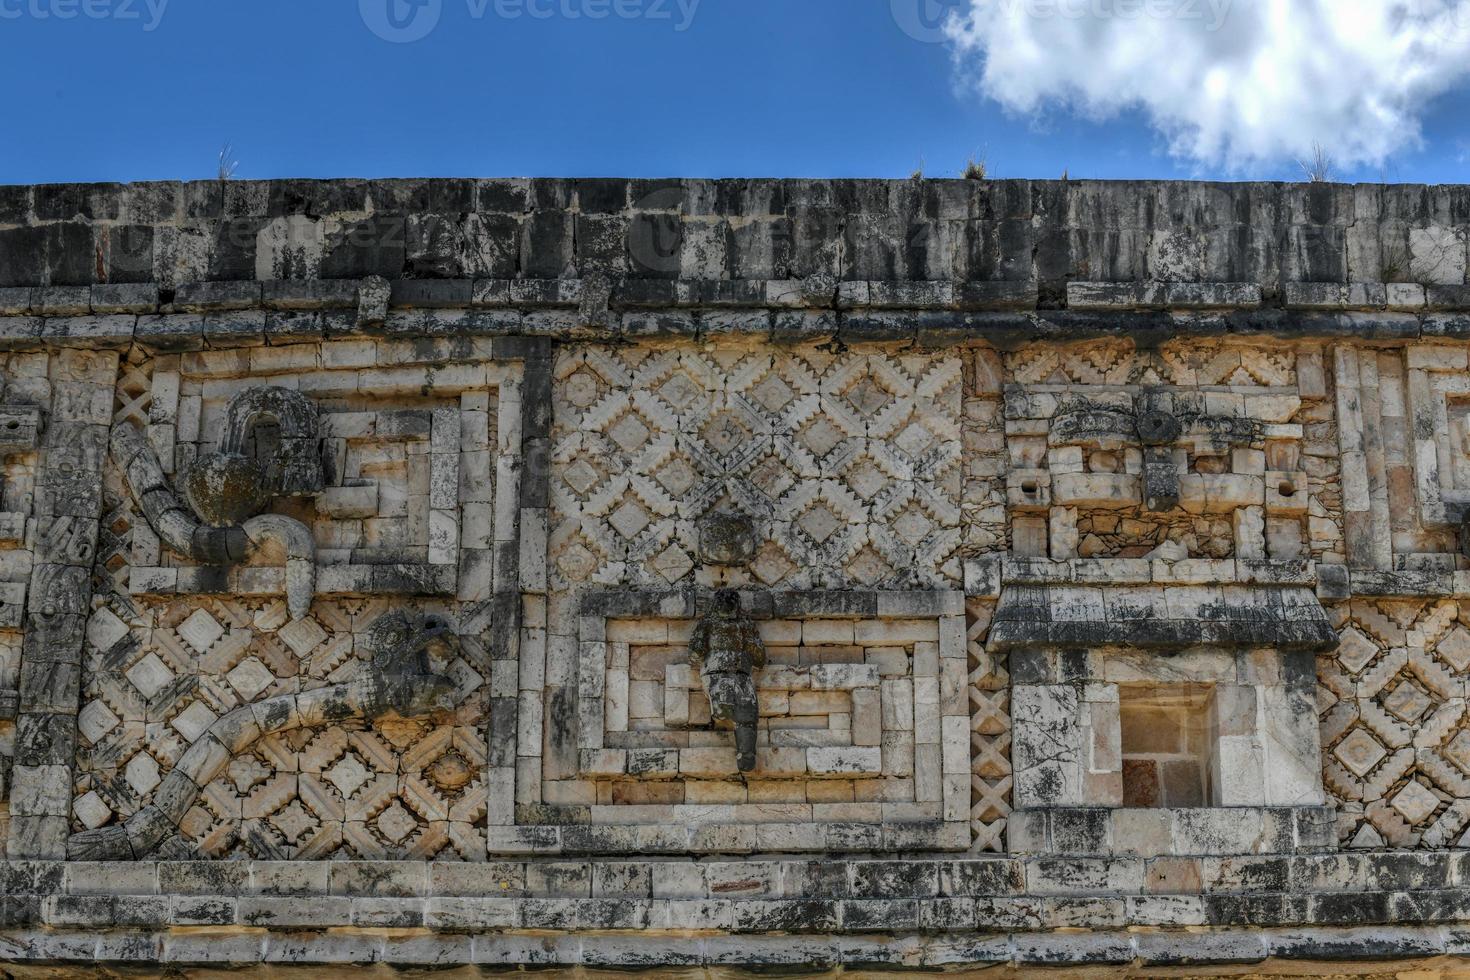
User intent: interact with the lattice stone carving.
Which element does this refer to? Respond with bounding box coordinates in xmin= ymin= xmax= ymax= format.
xmin=96 ymin=352 xmax=162 ymax=602
xmin=1320 ymin=598 xmax=1470 ymax=848
xmin=73 ymin=596 xmax=489 ymax=860
xmin=112 ymin=350 xmax=153 ymax=431
xmin=966 ymin=598 xmax=1010 ymax=853
xmin=1008 ymin=342 xmax=1299 ymax=389
xmin=550 ymin=344 xmax=963 ymax=590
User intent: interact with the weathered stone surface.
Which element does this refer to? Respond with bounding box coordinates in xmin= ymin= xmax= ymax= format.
xmin=0 ymin=177 xmax=1469 ymax=969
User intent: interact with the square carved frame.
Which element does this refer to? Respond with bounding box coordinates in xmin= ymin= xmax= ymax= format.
xmin=492 ymin=587 xmax=972 ymax=855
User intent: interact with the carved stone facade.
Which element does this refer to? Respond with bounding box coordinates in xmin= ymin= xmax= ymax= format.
xmin=0 ymin=177 xmax=1468 ymax=972
xmin=1320 ymin=597 xmax=1470 ymax=849
xmin=549 ymin=344 xmax=963 ymax=591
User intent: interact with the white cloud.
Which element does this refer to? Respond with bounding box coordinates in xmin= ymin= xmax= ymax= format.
xmin=942 ymin=0 xmax=1470 ymax=170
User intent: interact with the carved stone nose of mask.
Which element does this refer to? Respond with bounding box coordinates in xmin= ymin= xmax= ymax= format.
xmin=1137 ymin=411 xmax=1182 ymax=512
xmin=182 ymin=452 xmax=273 ymax=527
xmin=1136 ymin=410 xmax=1182 ymax=446
xmin=697 ymin=512 xmax=757 ymax=566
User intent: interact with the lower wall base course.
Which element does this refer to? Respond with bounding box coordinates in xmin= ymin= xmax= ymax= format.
xmin=1134 ymin=930 xmax=1269 ymax=966
xmin=2 ymin=857 xmax=1469 ymax=966
xmin=5 ymin=927 xmax=1466 ymax=969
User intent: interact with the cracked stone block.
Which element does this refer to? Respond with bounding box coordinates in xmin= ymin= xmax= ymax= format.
xmin=72 ymin=790 xmax=112 ymax=831
xmin=125 ymin=653 xmax=175 ymax=699
xmin=278 ymin=617 xmax=328 ymax=657
xmin=124 ymin=751 xmax=162 ymax=796
xmin=176 ymin=608 xmax=225 ymax=655
xmin=77 ymin=699 xmax=120 ymax=745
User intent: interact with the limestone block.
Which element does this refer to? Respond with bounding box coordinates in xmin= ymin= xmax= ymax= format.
xmin=973 ymin=348 xmax=1004 ymax=396
xmin=319 ymin=483 xmax=378 ymax=519
xmin=802 ymin=621 xmax=854 ymax=644
xmin=1234 ymin=507 xmax=1266 ymax=560
xmin=1213 ymin=735 xmax=1266 ymax=807
xmin=1231 ymin=448 xmax=1266 ymax=475
xmin=1111 ymin=809 xmax=1172 ymax=857
xmin=1051 ymin=473 xmax=1140 ymax=509
xmin=1409 ymin=226 xmax=1468 ymax=285
xmin=1241 ymin=394 xmax=1301 ymax=424
xmin=913 ymin=744 xmax=941 ymax=802
xmin=1263 ymin=485 xmax=1310 ymax=540
xmin=1151 ymin=559 xmax=1235 ymax=585
xmin=1012 ymin=685 xmax=1084 ymax=809
xmin=1007 ymin=471 xmax=1052 ymax=512
xmin=1086 ymin=698 xmax=1121 ymax=775
xmin=850 ymin=689 xmax=882 ymax=747
xmin=1012 ymin=517 xmax=1048 ymax=558
xmin=679 ymin=748 xmax=740 ymax=777
xmin=662 ymin=681 xmax=688 ymax=728
xmin=1257 ymin=684 xmax=1326 ymax=807
xmin=1049 ymin=507 xmax=1078 ymax=559
xmin=1178 ymin=474 xmax=1264 ymax=514
xmin=809 ymin=664 xmax=879 ymax=690
xmin=1266 ymin=518 xmax=1304 ymax=560
xmin=10 ymin=764 xmax=72 ymax=817
xmin=754 ymin=748 xmax=808 ymax=775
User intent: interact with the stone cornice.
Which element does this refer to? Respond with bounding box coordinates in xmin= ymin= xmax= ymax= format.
xmin=1 ymin=855 xmax=1468 ymax=967
xmin=2 ymin=284 xmax=1470 ymax=351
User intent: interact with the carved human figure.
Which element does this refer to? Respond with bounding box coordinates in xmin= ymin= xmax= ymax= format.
xmin=688 ymin=589 xmax=766 ymax=773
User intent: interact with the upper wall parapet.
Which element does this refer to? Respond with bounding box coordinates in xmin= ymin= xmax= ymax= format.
xmin=0 ymin=178 xmax=1467 ymax=347
xmin=0 ymin=177 xmax=1466 ymax=299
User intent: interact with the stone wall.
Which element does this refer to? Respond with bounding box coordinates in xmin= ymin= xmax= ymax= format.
xmin=0 ymin=176 xmax=1466 ymax=971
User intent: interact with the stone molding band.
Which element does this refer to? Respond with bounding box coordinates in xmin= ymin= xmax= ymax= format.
xmin=1 ymin=854 xmax=1469 ymax=968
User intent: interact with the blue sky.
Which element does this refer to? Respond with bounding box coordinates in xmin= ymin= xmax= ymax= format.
xmin=0 ymin=0 xmax=1467 ymax=184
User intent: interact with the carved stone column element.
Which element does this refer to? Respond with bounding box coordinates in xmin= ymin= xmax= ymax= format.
xmin=1137 ymin=409 xmax=1183 ymax=513
xmin=241 ymin=514 xmax=316 ymax=620
xmin=7 ymin=349 xmax=117 ymax=860
xmin=687 ymin=589 xmax=767 ymax=773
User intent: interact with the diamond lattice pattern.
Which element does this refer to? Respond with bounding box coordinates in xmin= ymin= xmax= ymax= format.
xmin=549 ymin=345 xmax=964 ymax=589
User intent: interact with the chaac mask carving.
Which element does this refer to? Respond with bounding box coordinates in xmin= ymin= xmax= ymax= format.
xmin=1008 ymin=379 xmax=1305 ymax=562
xmin=360 ymin=609 xmax=461 ymax=720
xmin=183 ymin=387 xmax=324 ymax=527
xmin=111 ymin=386 xmax=325 ymax=620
